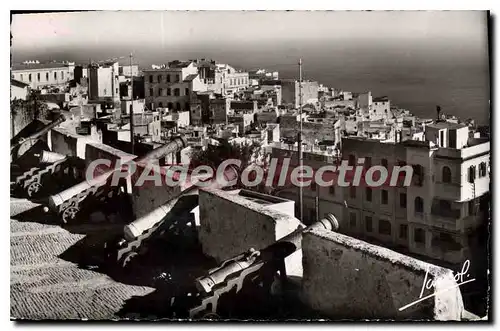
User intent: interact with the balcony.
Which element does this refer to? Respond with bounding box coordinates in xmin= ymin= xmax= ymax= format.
xmin=434 ymin=181 xmax=462 ymax=201
xmin=430 ymin=207 xmax=461 ymax=231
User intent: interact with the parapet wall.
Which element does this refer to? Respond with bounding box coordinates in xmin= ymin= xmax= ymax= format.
xmin=198 ymin=188 xmax=303 ymax=273
xmin=301 ymin=228 xmax=465 ymax=320
xmin=50 ymin=127 xmax=95 ymax=159
xmin=85 ymin=142 xmax=136 ymax=168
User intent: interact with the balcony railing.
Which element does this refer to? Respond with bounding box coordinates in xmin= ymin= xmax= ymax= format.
xmin=431 ymin=207 xmax=461 ymax=219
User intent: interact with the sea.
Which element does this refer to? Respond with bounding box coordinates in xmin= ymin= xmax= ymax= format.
xmin=14 ymin=41 xmax=491 ymax=125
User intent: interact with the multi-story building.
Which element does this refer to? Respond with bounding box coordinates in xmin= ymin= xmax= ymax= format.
xmin=340 ymin=121 xmax=490 ymax=265
xmin=270 ymin=120 xmax=490 ymax=266
xmin=11 ymin=61 xmax=75 ymax=89
xmin=270 ymin=142 xmax=342 ymax=223
xmin=88 ymin=61 xmax=120 ymax=104
xmin=190 ymin=92 xmax=230 ymax=126
xmin=279 ymin=112 xmax=342 ymax=147
xmin=281 ymin=79 xmax=319 ymax=108
xmin=217 ymin=64 xmax=250 ymax=95
xmin=119 ymin=64 xmax=140 ymax=77
xmin=143 ymin=61 xmax=207 ymax=112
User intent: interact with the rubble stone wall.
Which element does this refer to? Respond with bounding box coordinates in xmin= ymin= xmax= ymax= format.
xmin=301 ymin=228 xmax=465 ymax=320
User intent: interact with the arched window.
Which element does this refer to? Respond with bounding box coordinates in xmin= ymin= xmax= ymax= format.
xmin=37 ymin=73 xmax=40 ymax=81
xmin=414 ymin=197 xmax=424 ymax=214
xmin=29 ymin=74 xmax=32 ymax=82
xmin=442 ymin=166 xmax=452 ymax=183
xmin=20 ymin=74 xmax=23 ymax=81
xmin=45 ymin=72 xmax=49 ymax=81
xmin=54 ymin=72 xmax=57 ymax=80
xmin=166 ymin=74 xmax=171 ymax=83
xmin=176 ymin=102 xmax=181 ymax=111
xmin=167 ymin=102 xmax=174 ymax=110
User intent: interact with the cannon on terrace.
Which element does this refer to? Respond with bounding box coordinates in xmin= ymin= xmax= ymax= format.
xmin=14 ymin=150 xmax=86 ymax=198
xmin=46 ymin=136 xmax=188 ymax=224
xmin=163 ymin=213 xmax=340 ymax=319
xmin=10 ymin=115 xmax=89 ymax=198
xmin=11 ymin=114 xmax=66 ymax=162
xmin=106 ymin=164 xmax=239 ymax=268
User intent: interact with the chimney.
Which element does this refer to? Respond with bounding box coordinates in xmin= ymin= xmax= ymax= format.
xmin=436 ymin=105 xmax=442 ymax=121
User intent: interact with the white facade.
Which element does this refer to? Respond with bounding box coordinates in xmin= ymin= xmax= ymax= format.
xmin=340 ymin=125 xmax=490 ymax=265
xmin=12 ymin=62 xmax=75 ymax=89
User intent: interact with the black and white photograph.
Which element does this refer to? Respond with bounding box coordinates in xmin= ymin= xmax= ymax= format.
xmin=8 ymin=9 xmax=491 ymax=321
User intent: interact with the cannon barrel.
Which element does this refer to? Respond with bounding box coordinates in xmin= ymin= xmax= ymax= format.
xmin=30 ymin=115 xmax=66 ymax=141
xmin=47 ymin=136 xmax=187 ymax=211
xmin=36 ymin=151 xmax=67 ymax=164
xmin=48 ymin=170 xmax=117 ymax=210
xmin=11 ymin=115 xmax=66 ymax=160
xmin=136 ymin=135 xmax=187 ymax=163
xmin=123 ymin=165 xmax=239 ymax=241
xmin=195 ymin=213 xmax=340 ymax=294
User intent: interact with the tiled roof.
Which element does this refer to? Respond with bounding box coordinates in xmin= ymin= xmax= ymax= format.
xmin=168 ymin=60 xmax=193 ymax=69
xmin=427 ymin=121 xmax=467 ymax=130
xmin=11 ymin=79 xmax=29 ymax=88
xmin=12 ymin=62 xmax=70 ymax=71
xmin=183 ymin=74 xmax=198 ymax=82
xmin=373 ymin=96 xmax=389 ymax=102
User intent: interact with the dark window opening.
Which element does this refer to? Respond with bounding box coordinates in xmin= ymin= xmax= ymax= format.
xmin=414 ymin=197 xmax=424 ymax=213
xmin=365 ymin=216 xmax=373 ymax=232
xmin=468 ymin=165 xmax=476 ymax=183
xmin=349 ymin=212 xmax=356 ymax=228
xmin=400 ymin=193 xmax=407 ymax=208
xmin=379 ymin=220 xmax=391 ymax=235
xmin=366 ymin=188 xmax=372 ymax=202
xmin=442 ymin=166 xmax=452 ymax=183
xmin=381 ymin=190 xmax=388 ymax=205
xmin=414 ymin=228 xmax=425 ymax=244
xmin=399 ymin=224 xmax=408 ymax=239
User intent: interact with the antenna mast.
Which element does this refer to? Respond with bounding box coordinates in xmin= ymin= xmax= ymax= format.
xmin=129 ymin=53 xmax=135 ymax=155
xmin=298 ymin=58 xmax=303 ymax=223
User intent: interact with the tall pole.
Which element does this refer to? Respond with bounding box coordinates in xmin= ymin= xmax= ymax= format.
xmin=298 ymin=58 xmax=303 ymax=223
xmin=129 ymin=53 xmax=135 ymax=155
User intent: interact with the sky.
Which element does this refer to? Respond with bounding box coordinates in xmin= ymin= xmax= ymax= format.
xmin=11 ymin=11 xmax=489 ymax=65
xmin=10 ymin=11 xmax=490 ymax=123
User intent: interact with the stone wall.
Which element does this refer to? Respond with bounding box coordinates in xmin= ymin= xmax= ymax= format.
xmin=50 ymin=127 xmax=95 ymax=159
xmin=198 ymin=188 xmax=302 ymax=272
xmin=301 ymin=228 xmax=465 ymax=320
xmin=85 ymin=142 xmax=136 ymax=168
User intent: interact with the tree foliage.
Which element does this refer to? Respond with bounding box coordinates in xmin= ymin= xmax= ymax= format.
xmin=189 ymin=139 xmax=272 ymax=193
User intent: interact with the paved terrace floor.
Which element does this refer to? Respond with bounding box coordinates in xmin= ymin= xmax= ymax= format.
xmin=10 ymin=198 xmax=155 ymax=320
